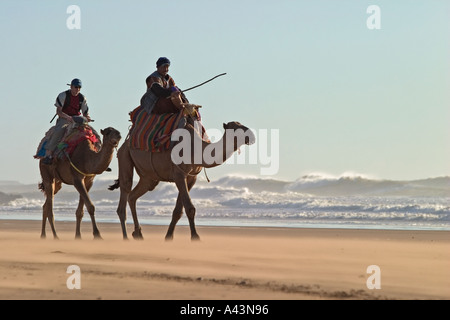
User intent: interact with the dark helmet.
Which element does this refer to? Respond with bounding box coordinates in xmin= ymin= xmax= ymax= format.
xmin=70 ymin=78 xmax=82 ymax=87
xmin=156 ymin=57 xmax=170 ymax=68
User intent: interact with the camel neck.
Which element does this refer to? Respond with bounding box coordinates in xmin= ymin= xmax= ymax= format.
xmin=200 ymin=130 xmax=241 ymax=169
xmin=82 ymin=140 xmax=115 ymax=174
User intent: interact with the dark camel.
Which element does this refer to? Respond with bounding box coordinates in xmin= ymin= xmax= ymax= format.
xmin=39 ymin=126 xmax=121 ymax=239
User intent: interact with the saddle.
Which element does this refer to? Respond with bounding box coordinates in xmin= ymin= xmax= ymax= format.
xmin=34 ymin=121 xmax=101 ymax=160
xmin=128 ymin=104 xmax=209 ymax=152
xmin=58 ymin=123 xmax=101 ymax=156
xmin=128 ymin=106 xmax=184 ymax=152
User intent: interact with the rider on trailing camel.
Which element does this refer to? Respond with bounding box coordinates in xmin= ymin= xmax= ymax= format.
xmin=42 ymin=78 xmax=91 ymax=165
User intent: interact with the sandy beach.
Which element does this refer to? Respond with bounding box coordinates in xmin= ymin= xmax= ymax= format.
xmin=0 ymin=219 xmax=448 ymax=300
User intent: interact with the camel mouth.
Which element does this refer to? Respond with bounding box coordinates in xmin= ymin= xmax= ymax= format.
xmin=110 ymin=139 xmax=120 ymax=147
xmin=245 ymin=132 xmax=256 ymax=145
xmin=245 ymin=138 xmax=255 ymax=145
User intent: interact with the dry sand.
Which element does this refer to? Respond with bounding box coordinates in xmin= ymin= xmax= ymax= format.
xmin=0 ymin=220 xmax=448 ymax=300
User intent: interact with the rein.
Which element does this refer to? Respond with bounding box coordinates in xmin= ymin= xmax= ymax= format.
xmin=63 ymin=144 xmax=118 ymax=177
xmin=64 ymin=151 xmax=96 ymax=177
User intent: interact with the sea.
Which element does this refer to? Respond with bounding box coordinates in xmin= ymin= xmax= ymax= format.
xmin=0 ymin=174 xmax=449 ymax=231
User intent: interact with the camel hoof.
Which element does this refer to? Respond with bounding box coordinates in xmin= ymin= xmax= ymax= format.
xmin=191 ymin=234 xmax=200 ymax=241
xmin=132 ymin=228 xmax=144 ymax=240
xmin=75 ymin=234 xmax=82 ymax=240
xmin=40 ymin=234 xmax=46 ymax=240
xmin=93 ymin=234 xmax=103 ymax=240
xmin=132 ymin=231 xmax=144 ymax=240
xmin=165 ymin=234 xmax=174 ymax=241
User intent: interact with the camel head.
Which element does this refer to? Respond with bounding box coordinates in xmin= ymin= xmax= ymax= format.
xmin=223 ymin=121 xmax=256 ymax=146
xmin=100 ymin=127 xmax=122 ymax=148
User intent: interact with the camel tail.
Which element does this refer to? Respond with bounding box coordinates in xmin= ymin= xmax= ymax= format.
xmin=38 ymin=181 xmax=45 ymax=193
xmin=108 ymin=179 xmax=120 ymax=191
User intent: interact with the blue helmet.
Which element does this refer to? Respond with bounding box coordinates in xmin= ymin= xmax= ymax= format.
xmin=156 ymin=57 xmax=170 ymax=68
xmin=70 ymin=78 xmax=82 ymax=87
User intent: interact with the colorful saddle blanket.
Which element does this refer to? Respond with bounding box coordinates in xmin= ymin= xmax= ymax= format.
xmin=34 ymin=127 xmax=55 ymax=159
xmin=34 ymin=124 xmax=101 ymax=159
xmin=129 ymin=106 xmax=184 ymax=152
xmin=58 ymin=124 xmax=101 ymax=156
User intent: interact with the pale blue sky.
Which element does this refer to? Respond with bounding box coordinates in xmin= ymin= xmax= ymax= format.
xmin=0 ymin=0 xmax=448 ymax=184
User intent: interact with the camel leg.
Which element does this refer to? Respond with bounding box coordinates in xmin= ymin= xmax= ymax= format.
xmin=173 ymin=173 xmax=200 ymax=241
xmin=166 ymin=176 xmax=197 ymax=241
xmin=116 ymin=141 xmax=133 ymax=240
xmin=73 ymin=178 xmax=102 ymax=240
xmin=41 ymin=180 xmax=59 ymax=240
xmin=41 ymin=196 xmax=58 ymax=240
xmin=50 ymin=180 xmax=62 ymax=239
xmin=39 ymin=163 xmax=59 ymax=240
xmin=74 ymin=178 xmax=92 ymax=239
xmin=74 ymin=195 xmax=84 ymax=240
xmin=117 ymin=186 xmax=130 ymax=240
xmin=165 ymin=195 xmax=183 ymax=241
xmin=41 ymin=208 xmax=47 ymax=239
xmin=41 ymin=189 xmax=48 ymax=239
xmin=129 ymin=179 xmax=159 ymax=240
xmin=47 ymin=203 xmax=58 ymax=240
xmin=185 ymin=176 xmax=199 ymax=240
xmin=128 ymin=179 xmax=148 ymax=240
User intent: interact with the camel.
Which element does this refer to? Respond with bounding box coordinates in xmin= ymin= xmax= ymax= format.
xmin=39 ymin=126 xmax=122 ymax=240
xmin=109 ymin=118 xmax=256 ymax=241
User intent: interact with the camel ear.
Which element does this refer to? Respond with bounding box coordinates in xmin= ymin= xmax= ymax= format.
xmin=223 ymin=123 xmax=227 ymax=129
xmin=101 ymin=128 xmax=112 ymax=135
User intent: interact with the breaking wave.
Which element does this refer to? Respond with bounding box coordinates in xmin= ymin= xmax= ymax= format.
xmin=0 ymin=174 xmax=448 ymax=230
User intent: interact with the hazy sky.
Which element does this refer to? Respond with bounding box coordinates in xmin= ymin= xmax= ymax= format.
xmin=0 ymin=0 xmax=448 ymax=184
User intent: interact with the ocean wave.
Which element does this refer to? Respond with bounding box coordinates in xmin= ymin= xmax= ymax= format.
xmin=0 ymin=197 xmax=43 ymax=211
xmin=189 ymin=173 xmax=450 ymax=197
xmin=1 ymin=174 xmax=448 ymax=230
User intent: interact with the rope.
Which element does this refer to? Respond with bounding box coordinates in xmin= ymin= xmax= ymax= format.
xmin=203 ymin=168 xmax=210 ymax=183
xmin=63 ymin=150 xmax=96 ymax=177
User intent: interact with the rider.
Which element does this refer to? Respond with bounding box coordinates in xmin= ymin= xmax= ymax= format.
xmin=141 ymin=57 xmax=187 ymax=114
xmin=42 ymin=78 xmax=91 ymax=165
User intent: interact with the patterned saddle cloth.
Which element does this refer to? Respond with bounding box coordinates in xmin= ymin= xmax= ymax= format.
xmin=34 ymin=124 xmax=101 ymax=159
xmin=58 ymin=124 xmax=101 ymax=156
xmin=128 ymin=106 xmax=184 ymax=152
xmin=128 ymin=106 xmax=210 ymax=152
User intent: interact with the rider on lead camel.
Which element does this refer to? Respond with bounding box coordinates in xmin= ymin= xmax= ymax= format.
xmin=141 ymin=57 xmax=192 ymax=115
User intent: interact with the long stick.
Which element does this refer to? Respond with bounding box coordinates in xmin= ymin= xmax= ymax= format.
xmin=50 ymin=114 xmax=57 ymax=123
xmin=181 ymin=73 xmax=227 ymax=93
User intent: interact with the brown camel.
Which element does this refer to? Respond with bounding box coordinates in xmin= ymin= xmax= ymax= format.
xmin=109 ymin=119 xmax=256 ymax=241
xmin=39 ymin=127 xmax=121 ymax=240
